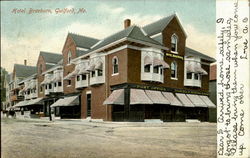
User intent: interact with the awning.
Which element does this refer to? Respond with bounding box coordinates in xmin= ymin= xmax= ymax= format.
xmin=50 ymin=95 xmax=79 ymax=107
xmin=162 ymin=92 xmax=183 ymax=106
xmin=78 ymin=68 xmax=89 ymax=75
xmin=186 ymin=63 xmax=208 ymax=75
xmin=130 ymin=89 xmax=153 ymax=105
xmin=175 ymin=93 xmax=195 ymax=107
xmin=103 ymin=89 xmax=124 ymax=105
xmin=52 ymin=75 xmax=62 ymax=82
xmin=153 ymin=58 xmax=170 ymax=69
xmin=95 ymin=61 xmax=103 ymax=70
xmin=199 ymin=95 xmax=216 ymax=108
xmin=144 ymin=56 xmax=152 ymax=66
xmin=12 ymin=100 xmax=30 ymax=108
xmin=86 ymin=64 xmax=95 ymax=71
xmin=41 ymin=76 xmax=53 ymax=85
xmin=26 ymin=98 xmax=43 ymax=106
xmin=186 ymin=94 xmax=207 ymax=107
xmin=64 ymin=65 xmax=80 ymax=80
xmin=145 ymin=90 xmax=170 ymax=104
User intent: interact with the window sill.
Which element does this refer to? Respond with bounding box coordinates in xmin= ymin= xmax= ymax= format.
xmin=171 ymin=77 xmax=178 ymax=80
xmin=112 ymin=73 xmax=119 ymax=76
xmin=171 ymin=51 xmax=178 ymax=54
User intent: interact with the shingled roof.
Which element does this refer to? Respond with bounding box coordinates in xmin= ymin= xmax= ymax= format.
xmin=14 ymin=64 xmax=36 ymax=78
xmin=185 ymin=47 xmax=216 ymax=62
xmin=90 ymin=25 xmax=163 ymax=52
xmin=40 ymin=51 xmax=62 ymax=64
xmin=69 ymin=33 xmax=99 ymax=49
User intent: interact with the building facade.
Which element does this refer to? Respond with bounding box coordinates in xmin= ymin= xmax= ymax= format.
xmin=8 ymin=13 xmax=216 ymax=122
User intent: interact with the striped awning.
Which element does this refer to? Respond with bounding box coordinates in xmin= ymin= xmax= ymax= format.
xmin=162 ymin=92 xmax=183 ymax=106
xmin=145 ymin=90 xmax=170 ymax=104
xmin=41 ymin=76 xmax=53 ymax=85
xmin=175 ymin=93 xmax=195 ymax=107
xmin=153 ymin=58 xmax=170 ymax=69
xmin=64 ymin=65 xmax=80 ymax=80
xmin=186 ymin=63 xmax=208 ymax=75
xmin=103 ymin=89 xmax=124 ymax=105
xmin=50 ymin=95 xmax=79 ymax=107
xmin=86 ymin=64 xmax=95 ymax=71
xmin=52 ymin=75 xmax=62 ymax=82
xmin=78 ymin=68 xmax=89 ymax=75
xmin=186 ymin=94 xmax=207 ymax=107
xmin=95 ymin=61 xmax=103 ymax=70
xmin=130 ymin=89 xmax=153 ymax=105
xmin=144 ymin=56 xmax=152 ymax=66
xmin=199 ymin=95 xmax=216 ymax=108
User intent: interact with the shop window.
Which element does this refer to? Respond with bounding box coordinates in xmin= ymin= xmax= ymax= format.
xmin=77 ymin=75 xmax=80 ymax=81
xmin=153 ymin=66 xmax=159 ymax=73
xmin=187 ymin=72 xmax=192 ymax=79
xmin=91 ymin=71 xmax=96 ymax=77
xmin=171 ymin=34 xmax=178 ymax=52
xmin=68 ymin=51 xmax=72 ymax=64
xmin=171 ymin=61 xmax=177 ymax=78
xmin=112 ymin=56 xmax=119 ymax=74
xmin=97 ymin=69 xmax=103 ymax=76
xmin=194 ymin=73 xmax=199 ymax=80
xmin=144 ymin=65 xmax=151 ymax=73
xmin=81 ymin=74 xmax=86 ymax=80
xmin=58 ymin=82 xmax=62 ymax=86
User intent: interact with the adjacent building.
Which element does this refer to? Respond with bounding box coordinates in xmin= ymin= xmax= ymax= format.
xmin=7 ymin=13 xmax=216 ymax=122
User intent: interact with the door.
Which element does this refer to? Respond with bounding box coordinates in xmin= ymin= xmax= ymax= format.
xmin=87 ymin=94 xmax=91 ymax=117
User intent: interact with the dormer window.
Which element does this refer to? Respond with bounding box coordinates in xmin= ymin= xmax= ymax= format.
xmin=171 ymin=61 xmax=177 ymax=79
xmin=171 ymin=34 xmax=178 ymax=52
xmin=68 ymin=51 xmax=72 ymax=64
xmin=112 ymin=56 xmax=119 ymax=74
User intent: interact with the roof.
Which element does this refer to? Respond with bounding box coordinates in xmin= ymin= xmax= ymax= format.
xmin=90 ymin=25 xmax=163 ymax=52
xmin=76 ymin=50 xmax=88 ymax=57
xmin=143 ymin=14 xmax=175 ymax=36
xmin=185 ymin=47 xmax=216 ymax=62
xmin=68 ymin=33 xmax=99 ymax=49
xmin=40 ymin=51 xmax=62 ymax=64
xmin=210 ymin=64 xmax=216 ymax=80
xmin=14 ymin=64 xmax=36 ymax=78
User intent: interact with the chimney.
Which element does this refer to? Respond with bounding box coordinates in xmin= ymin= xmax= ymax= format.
xmin=24 ymin=60 xmax=27 ymax=66
xmin=124 ymin=19 xmax=131 ymax=29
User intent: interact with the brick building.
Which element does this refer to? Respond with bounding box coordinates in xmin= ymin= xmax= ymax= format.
xmin=10 ymin=13 xmax=216 ymax=121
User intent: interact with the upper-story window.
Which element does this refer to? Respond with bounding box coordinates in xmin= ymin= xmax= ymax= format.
xmin=112 ymin=56 xmax=119 ymax=74
xmin=171 ymin=34 xmax=178 ymax=52
xmin=68 ymin=51 xmax=72 ymax=64
xmin=171 ymin=61 xmax=177 ymax=79
xmin=186 ymin=72 xmax=192 ymax=79
xmin=39 ymin=64 xmax=43 ymax=74
xmin=144 ymin=56 xmax=151 ymax=73
xmin=194 ymin=73 xmax=199 ymax=80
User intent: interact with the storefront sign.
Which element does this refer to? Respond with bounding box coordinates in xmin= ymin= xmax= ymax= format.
xmin=166 ymin=53 xmax=184 ymax=60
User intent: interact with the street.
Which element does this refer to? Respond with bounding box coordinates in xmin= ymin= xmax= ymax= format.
xmin=1 ymin=118 xmax=216 ymax=158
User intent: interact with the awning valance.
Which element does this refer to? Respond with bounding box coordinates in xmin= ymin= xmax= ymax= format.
xmin=162 ymin=92 xmax=183 ymax=106
xmin=153 ymin=58 xmax=170 ymax=69
xmin=12 ymin=100 xmax=30 ymax=108
xmin=144 ymin=56 xmax=152 ymax=66
xmin=50 ymin=95 xmax=79 ymax=107
xmin=103 ymin=89 xmax=124 ymax=105
xmin=130 ymin=89 xmax=153 ymax=105
xmin=186 ymin=94 xmax=207 ymax=107
xmin=26 ymin=98 xmax=43 ymax=106
xmin=145 ymin=90 xmax=170 ymax=104
xmin=175 ymin=93 xmax=195 ymax=107
xmin=186 ymin=63 xmax=208 ymax=75
xmin=199 ymin=95 xmax=216 ymax=108
xmin=95 ymin=61 xmax=103 ymax=70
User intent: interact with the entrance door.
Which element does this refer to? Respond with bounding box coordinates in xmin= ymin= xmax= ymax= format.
xmin=87 ymin=94 xmax=91 ymax=117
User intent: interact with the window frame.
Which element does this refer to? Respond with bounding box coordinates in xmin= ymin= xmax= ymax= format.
xmin=171 ymin=61 xmax=178 ymax=79
xmin=171 ymin=34 xmax=178 ymax=53
xmin=68 ymin=51 xmax=72 ymax=64
xmin=112 ymin=56 xmax=119 ymax=75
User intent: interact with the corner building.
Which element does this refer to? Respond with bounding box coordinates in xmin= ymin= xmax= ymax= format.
xmin=51 ymin=14 xmax=216 ymax=122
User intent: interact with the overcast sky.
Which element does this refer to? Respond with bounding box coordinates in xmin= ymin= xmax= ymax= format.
xmin=1 ymin=0 xmax=215 ymax=73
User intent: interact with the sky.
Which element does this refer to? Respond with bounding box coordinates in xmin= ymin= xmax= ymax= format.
xmin=1 ymin=0 xmax=215 ymax=73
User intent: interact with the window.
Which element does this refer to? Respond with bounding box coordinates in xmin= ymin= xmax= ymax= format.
xmin=81 ymin=74 xmax=86 ymax=80
xmin=91 ymin=71 xmax=96 ymax=77
xmin=171 ymin=62 xmax=177 ymax=78
xmin=153 ymin=66 xmax=159 ymax=73
xmin=40 ymin=86 xmax=43 ymax=92
xmin=68 ymin=51 xmax=72 ymax=64
xmin=112 ymin=56 xmax=119 ymax=74
xmin=45 ymin=85 xmax=48 ymax=90
xmin=49 ymin=84 xmax=52 ymax=89
xmin=194 ymin=73 xmax=199 ymax=80
xmin=77 ymin=75 xmax=80 ymax=81
xmin=160 ymin=67 xmax=163 ymax=75
xmin=58 ymin=82 xmax=62 ymax=86
xmin=187 ymin=72 xmax=192 ymax=79
xmin=97 ymin=69 xmax=103 ymax=76
xmin=144 ymin=65 xmax=151 ymax=73
xmin=171 ymin=34 xmax=178 ymax=52
xmin=54 ymin=82 xmax=57 ymax=87
xmin=68 ymin=80 xmax=71 ymax=85
xmin=39 ymin=64 xmax=43 ymax=74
